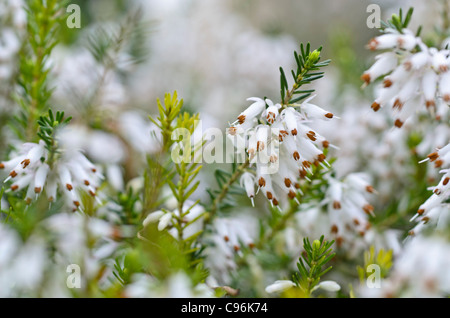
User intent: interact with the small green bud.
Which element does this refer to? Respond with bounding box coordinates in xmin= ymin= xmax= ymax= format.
xmin=312 ymin=239 xmax=321 ymax=251
xmin=309 ymin=50 xmax=321 ymax=63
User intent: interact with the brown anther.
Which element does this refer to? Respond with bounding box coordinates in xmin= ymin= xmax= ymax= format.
xmin=293 ymin=151 xmax=300 ymax=161
xmin=317 ymin=153 xmax=326 ymax=162
xmin=363 ymin=204 xmax=374 ymax=215
xmin=248 ymin=242 xmax=256 ymax=249
xmin=333 ymin=201 xmax=341 ymax=210
xmin=237 ymin=115 xmax=246 ymax=125
xmin=91 ymin=168 xmax=97 ymax=173
xmin=427 ymin=152 xmax=438 ymax=162
xmin=365 ymin=185 xmax=375 ymax=193
xmin=26 ymin=197 xmax=32 ymax=205
xmin=284 ymin=178 xmax=292 ymax=187
xmin=89 ymin=190 xmax=96 ymax=197
xmin=258 ymin=177 xmax=266 ymax=187
xmin=302 ymin=161 xmax=311 ymax=168
xmin=291 ymin=128 xmax=298 ymax=136
xmin=34 ymin=187 xmax=42 ymax=194
xmin=84 ymin=180 xmax=90 ymax=186
xmin=288 ymin=191 xmax=296 ymax=199
xmin=299 ymin=168 xmax=307 ymax=179
xmin=266 ymin=191 xmax=273 ymax=200
xmin=393 ymin=98 xmax=403 ymax=110
xmin=66 ymin=184 xmax=73 ymax=191
xmin=270 ymin=155 xmax=278 ymax=163
xmin=336 ymin=236 xmax=344 ymax=247
xmin=361 ymin=73 xmax=371 ymax=84
xmin=9 ymin=170 xmax=17 ymax=178
xmin=48 ymin=196 xmax=54 ymax=202
xmin=324 ymin=113 xmax=334 ymax=119
xmin=353 ymin=218 xmax=361 ymax=226
xmin=233 ymin=245 xmax=240 ymax=252
xmin=306 ymin=131 xmax=316 ymax=141
xmin=257 ymin=141 xmax=265 ymax=151
xmin=0 ymin=163 xmax=4 ymax=169
xmin=439 ymin=65 xmax=449 ymax=73
xmin=417 ymin=209 xmax=425 ymax=215
xmin=408 ymin=230 xmax=415 ymax=236
xmin=443 ymin=94 xmax=450 ymax=103
xmin=228 ymin=127 xmax=237 ymax=136
xmin=434 ymin=189 xmax=441 ymax=195
xmin=331 ymin=225 xmax=338 ymax=234
xmin=272 ymin=198 xmax=279 ymax=206
xmin=224 ymin=235 xmax=230 ymax=242
xmin=422 ymin=216 xmax=430 ymax=224
xmin=367 ymin=38 xmax=379 ymax=51
xmin=294 ymin=183 xmax=301 ymax=189
xmin=73 ymin=201 xmax=80 ymax=207
xmin=434 ymin=159 xmax=444 ymax=168
xmin=443 ymin=177 xmax=449 ymax=186
xmin=383 ymin=78 xmax=393 ymax=87
xmin=371 ymin=102 xmax=381 ymax=112
xmin=21 ymin=159 xmax=30 ymax=169
xmin=279 ymin=130 xmax=288 ymax=141
xmin=394 ymin=119 xmax=404 ymax=128
xmin=11 ymin=185 xmax=18 ymax=191
xmin=322 ymin=140 xmax=329 ymax=148
xmin=359 ymin=230 xmax=366 ymax=237
xmin=425 ymin=100 xmax=436 ymax=109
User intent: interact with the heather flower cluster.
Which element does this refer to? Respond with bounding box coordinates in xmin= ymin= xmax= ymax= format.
xmin=0 ymin=0 xmax=449 ymax=300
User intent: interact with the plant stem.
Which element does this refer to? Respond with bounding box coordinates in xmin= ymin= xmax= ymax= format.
xmin=205 ymin=160 xmax=249 ymax=225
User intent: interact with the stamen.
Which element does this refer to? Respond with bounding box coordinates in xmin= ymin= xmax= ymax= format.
xmin=333 ymin=201 xmax=341 ymax=209
xmin=383 ymin=78 xmax=393 ymax=87
xmin=284 ymin=178 xmax=292 ymax=187
xmin=371 ymin=102 xmax=381 ymax=112
xmin=361 ymin=73 xmax=371 ymax=84
xmin=21 ymin=159 xmax=30 ymax=169
xmin=258 ymin=177 xmax=266 ymax=187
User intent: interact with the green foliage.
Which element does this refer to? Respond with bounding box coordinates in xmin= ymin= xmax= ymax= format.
xmin=86 ymin=8 xmax=151 ymax=72
xmin=291 ymin=236 xmax=336 ymax=297
xmin=382 ymin=7 xmax=414 ymax=33
xmin=357 ymin=245 xmax=393 ymax=283
xmin=14 ymin=0 xmax=66 ymax=142
xmin=36 ymin=110 xmax=71 ymax=167
xmin=280 ymin=43 xmax=330 ymax=106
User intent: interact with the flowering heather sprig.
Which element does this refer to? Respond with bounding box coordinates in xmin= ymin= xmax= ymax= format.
xmin=231 ymin=95 xmax=334 ymax=207
xmin=362 ymin=9 xmax=450 ymax=127
xmin=410 ymin=143 xmax=450 ymax=235
xmin=0 ymin=111 xmax=102 ymax=210
xmin=228 ymin=45 xmax=334 ymax=207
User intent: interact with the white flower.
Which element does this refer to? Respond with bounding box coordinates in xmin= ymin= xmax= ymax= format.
xmin=1 ymin=140 xmax=102 ymax=210
xmin=143 ymin=210 xmax=165 ymax=227
xmin=364 ymin=27 xmax=450 ymax=124
xmin=228 ymin=95 xmax=333 ymax=207
xmin=265 ymin=280 xmax=295 ymax=294
xmin=311 ymin=280 xmax=341 ymax=292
